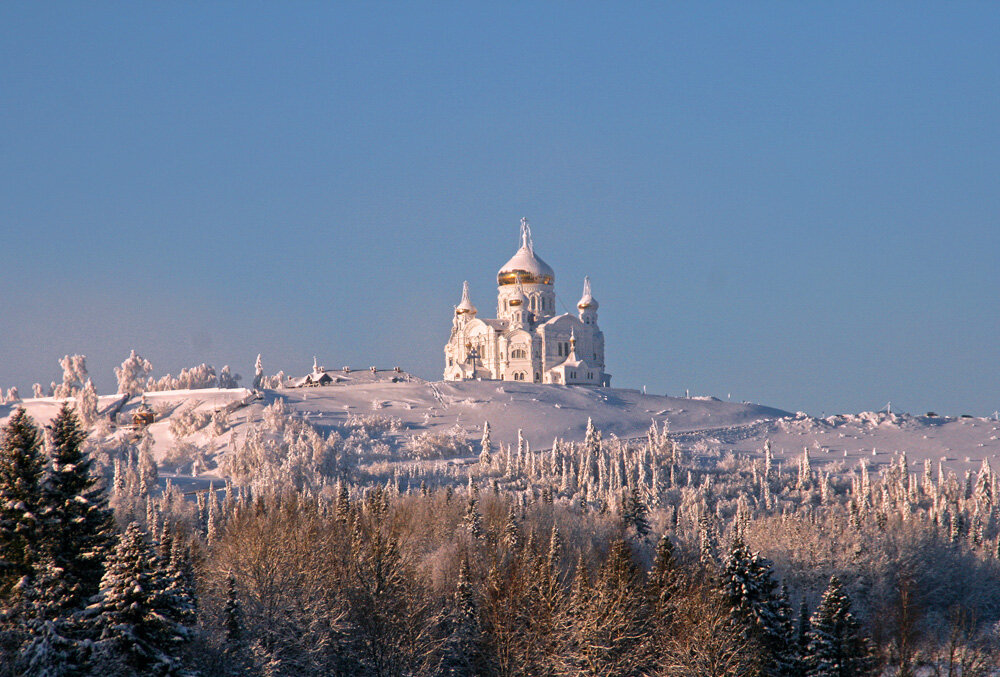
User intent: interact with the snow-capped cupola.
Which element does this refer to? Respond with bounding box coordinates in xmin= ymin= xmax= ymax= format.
xmin=577 ymin=276 xmax=598 ymax=325
xmin=507 ymin=281 xmax=531 ymax=328
xmin=577 ymin=276 xmax=598 ymax=310
xmin=455 ymin=281 xmax=477 ymax=317
xmin=497 ymin=217 xmax=555 ymax=286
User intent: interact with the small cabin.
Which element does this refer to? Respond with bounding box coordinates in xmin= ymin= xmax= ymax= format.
xmin=305 ymin=371 xmax=335 ymax=387
xmin=293 ymin=370 xmax=340 ymax=387
xmin=132 ymin=407 xmax=155 ymax=427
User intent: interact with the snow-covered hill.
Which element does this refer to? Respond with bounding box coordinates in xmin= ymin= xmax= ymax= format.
xmin=3 ymin=381 xmax=999 ymax=483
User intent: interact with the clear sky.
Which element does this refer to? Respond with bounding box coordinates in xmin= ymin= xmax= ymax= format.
xmin=1 ymin=3 xmax=998 ymax=416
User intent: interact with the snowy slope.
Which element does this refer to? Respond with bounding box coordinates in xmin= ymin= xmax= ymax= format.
xmin=3 ymin=381 xmax=999 ymax=483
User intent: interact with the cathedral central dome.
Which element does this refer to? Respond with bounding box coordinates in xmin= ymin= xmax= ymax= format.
xmin=497 ymin=218 xmax=555 ymax=286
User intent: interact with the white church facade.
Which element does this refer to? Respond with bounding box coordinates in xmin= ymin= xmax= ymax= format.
xmin=444 ymin=219 xmax=610 ymax=386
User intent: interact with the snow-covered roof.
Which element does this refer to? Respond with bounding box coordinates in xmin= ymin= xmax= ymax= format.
xmin=481 ymin=319 xmax=508 ymax=331
xmin=540 ymin=313 xmax=579 ymax=328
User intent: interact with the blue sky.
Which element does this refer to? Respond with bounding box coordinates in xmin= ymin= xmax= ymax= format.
xmin=1 ymin=3 xmax=998 ymax=416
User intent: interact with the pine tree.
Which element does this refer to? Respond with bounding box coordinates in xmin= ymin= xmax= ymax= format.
xmin=464 ymin=492 xmax=483 ymax=541
xmin=206 ymin=488 xmax=221 ymax=546
xmin=698 ymin=514 xmax=719 ymax=568
xmin=164 ymin=539 xmax=197 ymax=628
xmin=93 ymin=522 xmax=189 ymax=674
xmin=502 ymin=504 xmax=519 ymax=551
xmin=5 ymin=554 xmax=81 ymax=676
xmin=220 ymin=572 xmax=247 ymax=674
xmin=336 ymin=480 xmax=351 ymax=522
xmin=0 ymin=407 xmax=46 ymax=597
xmin=568 ymin=539 xmax=652 ymax=675
xmin=805 ymin=576 xmax=874 ymax=677
xmin=584 ymin=417 xmax=601 ymax=457
xmin=798 ymin=448 xmax=812 ymax=489
xmin=41 ymin=403 xmax=114 ymax=609
xmin=621 ymin=485 xmax=650 ymax=539
xmin=648 ymin=533 xmax=679 ymax=613
xmin=721 ymin=537 xmax=796 ymax=676
xmin=137 ymin=431 xmax=157 ymax=497
xmin=223 ymin=573 xmax=242 ymax=646
xmin=437 ymin=557 xmax=485 ymax=675
xmin=479 ymin=421 xmax=492 ymax=467
xmin=798 ymin=597 xmax=811 ymax=660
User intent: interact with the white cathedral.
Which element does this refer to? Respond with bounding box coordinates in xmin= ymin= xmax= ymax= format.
xmin=444 ymin=218 xmax=610 ymax=386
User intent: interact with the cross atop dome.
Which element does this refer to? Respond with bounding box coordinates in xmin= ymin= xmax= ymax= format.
xmin=520 ymin=216 xmax=534 ymax=252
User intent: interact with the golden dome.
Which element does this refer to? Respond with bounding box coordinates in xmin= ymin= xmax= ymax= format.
xmin=497 ymin=218 xmax=555 ymax=286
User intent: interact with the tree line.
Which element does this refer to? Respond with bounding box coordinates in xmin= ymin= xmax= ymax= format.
xmin=2 ymin=403 xmax=999 ymax=675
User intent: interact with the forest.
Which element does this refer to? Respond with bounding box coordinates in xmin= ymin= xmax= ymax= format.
xmin=1 ymin=394 xmax=999 ymax=676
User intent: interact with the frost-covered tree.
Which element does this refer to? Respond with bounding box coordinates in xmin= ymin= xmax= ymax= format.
xmin=114 ymin=349 xmax=153 ymax=397
xmin=41 ymin=403 xmax=115 ymax=609
xmin=76 ymin=378 xmax=99 ymax=428
xmin=464 ymin=492 xmax=483 ymax=541
xmin=0 ymin=408 xmax=46 ymax=597
xmin=974 ymin=457 xmax=993 ymax=508
xmin=479 ymin=421 xmax=493 ymax=467
xmin=584 ymin=417 xmax=601 ymax=457
xmin=5 ymin=387 xmax=20 ymax=404
xmin=502 ymin=504 xmax=519 ymax=551
xmin=164 ymin=539 xmax=197 ymax=629
xmin=8 ymin=555 xmax=80 ymax=675
xmin=148 ymin=363 xmax=218 ymax=391
xmin=92 ymin=522 xmax=189 ymax=674
xmin=252 ymin=354 xmax=264 ymax=391
xmin=31 ymin=383 xmax=44 ymax=399
xmin=53 ymin=354 xmax=88 ymax=399
xmin=137 ymin=431 xmax=158 ymax=497
xmin=217 ymin=365 xmax=241 ymax=389
xmin=805 ymin=576 xmax=873 ymax=677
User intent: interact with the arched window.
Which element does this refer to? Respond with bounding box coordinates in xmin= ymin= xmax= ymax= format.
xmin=510 ymin=347 xmax=527 ymax=359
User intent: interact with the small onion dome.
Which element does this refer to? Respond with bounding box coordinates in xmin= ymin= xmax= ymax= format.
xmin=577 ymin=276 xmax=598 ymax=310
xmin=507 ymin=285 xmax=528 ymax=307
xmin=498 ymin=218 xmax=555 ymax=286
xmin=455 ymin=281 xmax=477 ymax=315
